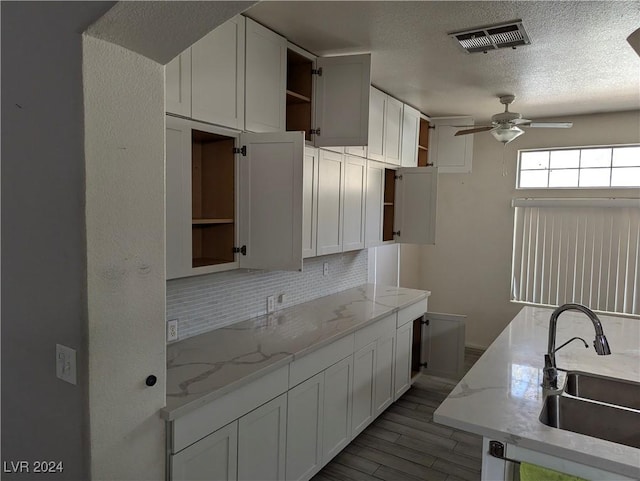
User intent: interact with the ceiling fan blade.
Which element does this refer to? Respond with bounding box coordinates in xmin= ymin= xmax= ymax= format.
xmin=455 ymin=126 xmax=493 ymax=136
xmin=521 ymin=121 xmax=574 ymax=128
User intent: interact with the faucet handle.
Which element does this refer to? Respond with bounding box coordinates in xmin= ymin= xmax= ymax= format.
xmin=594 ymin=334 xmax=611 ymax=355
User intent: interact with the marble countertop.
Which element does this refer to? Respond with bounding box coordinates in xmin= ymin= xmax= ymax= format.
xmin=163 ymin=284 xmax=429 ymax=420
xmin=434 ymin=306 xmax=640 ymax=478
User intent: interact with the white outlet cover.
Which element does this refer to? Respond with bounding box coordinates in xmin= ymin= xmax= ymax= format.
xmin=323 ymin=262 xmax=329 ymax=276
xmin=167 ymin=319 xmax=179 ymax=342
xmin=56 ymin=344 xmax=77 ymax=385
xmin=267 ymin=296 xmax=275 ymax=313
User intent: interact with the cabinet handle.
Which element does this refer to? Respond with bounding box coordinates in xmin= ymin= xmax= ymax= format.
xmin=488 ymin=441 xmax=520 ymax=464
xmin=145 ymin=375 xmax=157 ymax=387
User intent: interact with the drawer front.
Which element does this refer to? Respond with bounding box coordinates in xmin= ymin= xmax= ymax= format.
xmin=172 ymin=364 xmax=289 ymax=453
xmin=289 ymin=334 xmax=354 ymax=387
xmin=354 ymin=314 xmax=395 ymax=351
xmin=396 ymin=299 xmax=428 ymax=328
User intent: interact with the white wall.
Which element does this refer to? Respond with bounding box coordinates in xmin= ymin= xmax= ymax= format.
xmin=1 ymin=3 xmax=114 ymax=480
xmin=401 ymin=110 xmax=640 ymax=348
xmin=83 ymin=35 xmax=166 ymax=480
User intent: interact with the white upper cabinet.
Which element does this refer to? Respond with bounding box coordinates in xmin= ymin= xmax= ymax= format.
xmin=302 ymin=147 xmax=319 ymax=259
xmin=429 ymin=116 xmax=474 ymax=173
xmin=191 ymin=15 xmax=245 ymax=130
xmin=364 ymin=160 xmax=385 ymax=248
xmin=383 ymin=96 xmax=403 ymax=166
xmin=365 ymin=163 xmax=438 ymax=247
xmin=166 ymin=49 xmax=192 ymax=118
xmin=238 ymin=131 xmax=304 ymax=271
xmin=165 ymin=118 xmax=305 ymax=279
xmin=394 ymin=166 xmax=438 ymax=245
xmin=245 ymin=18 xmax=287 ymax=133
xmin=313 ymin=54 xmax=371 ymax=147
xmin=342 ymin=155 xmax=366 ymax=252
xmin=367 ymin=87 xmax=386 ymax=162
xmin=316 ymin=149 xmax=344 ymax=256
xmin=401 ymin=105 xmax=420 ymax=168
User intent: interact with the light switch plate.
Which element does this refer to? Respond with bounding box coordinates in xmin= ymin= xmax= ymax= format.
xmin=323 ymin=262 xmax=329 ymax=276
xmin=56 ymin=344 xmax=77 ymax=385
xmin=167 ymin=319 xmax=179 ymax=342
xmin=267 ymin=296 xmax=275 ymax=313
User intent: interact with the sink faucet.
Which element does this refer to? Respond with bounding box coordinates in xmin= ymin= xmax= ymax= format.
xmin=542 ymin=303 xmax=611 ymax=390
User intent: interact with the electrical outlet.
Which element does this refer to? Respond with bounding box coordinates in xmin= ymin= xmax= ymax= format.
xmin=167 ymin=319 xmax=179 ymax=342
xmin=323 ymin=262 xmax=329 ymax=276
xmin=278 ymin=294 xmax=286 ymax=304
xmin=267 ymin=296 xmax=275 ymax=313
xmin=56 ymin=344 xmax=77 ymax=385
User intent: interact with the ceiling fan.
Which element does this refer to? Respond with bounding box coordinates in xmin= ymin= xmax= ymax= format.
xmin=455 ymin=95 xmax=573 ymax=144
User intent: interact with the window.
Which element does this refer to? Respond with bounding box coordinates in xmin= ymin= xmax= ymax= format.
xmin=517 ymin=145 xmax=640 ymax=189
xmin=511 ymin=198 xmax=640 ymax=316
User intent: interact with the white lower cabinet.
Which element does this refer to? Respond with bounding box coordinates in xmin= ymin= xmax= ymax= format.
xmin=374 ymin=330 xmax=395 ymax=415
xmin=322 ymin=356 xmax=353 ymax=462
xmin=394 ymin=320 xmax=413 ymax=399
xmin=171 ymin=422 xmax=238 ymax=481
xmin=351 ymin=341 xmax=376 ymax=437
xmin=238 ymin=394 xmax=287 ymax=481
xmin=286 ymin=373 xmax=324 ymax=481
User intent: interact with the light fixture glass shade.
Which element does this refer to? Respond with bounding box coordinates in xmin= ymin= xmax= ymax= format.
xmin=491 ymin=126 xmax=524 ymax=144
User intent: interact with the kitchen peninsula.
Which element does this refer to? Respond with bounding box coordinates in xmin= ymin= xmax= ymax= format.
xmin=434 ymin=306 xmax=640 ymax=480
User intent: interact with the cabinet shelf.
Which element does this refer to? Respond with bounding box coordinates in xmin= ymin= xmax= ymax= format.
xmin=418 ymin=145 xmax=428 ymax=151
xmin=286 ymin=89 xmax=311 ymax=104
xmin=192 ymin=218 xmax=234 ymax=225
xmin=193 ymin=257 xmax=235 ymax=268
xmin=383 ymin=202 xmax=394 ymax=206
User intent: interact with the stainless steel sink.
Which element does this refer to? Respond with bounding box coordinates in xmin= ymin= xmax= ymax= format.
xmin=539 ymin=395 xmax=640 ymax=449
xmin=564 ymin=371 xmax=640 ymax=410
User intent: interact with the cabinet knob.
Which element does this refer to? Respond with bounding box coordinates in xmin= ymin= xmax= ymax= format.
xmin=145 ymin=375 xmax=157 ymax=387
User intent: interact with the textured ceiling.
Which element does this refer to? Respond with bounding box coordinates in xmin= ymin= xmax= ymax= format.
xmin=246 ymin=1 xmax=640 ymax=123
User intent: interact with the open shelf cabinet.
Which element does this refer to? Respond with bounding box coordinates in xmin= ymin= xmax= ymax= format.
xmin=191 ymin=129 xmax=236 ymax=268
xmin=286 ymin=48 xmax=313 ymax=141
xmin=418 ymin=117 xmax=431 ymax=167
xmin=383 ymin=169 xmax=396 ymax=242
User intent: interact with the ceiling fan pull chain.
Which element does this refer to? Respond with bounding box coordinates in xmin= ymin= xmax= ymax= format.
xmin=502 ymin=145 xmax=508 ymax=177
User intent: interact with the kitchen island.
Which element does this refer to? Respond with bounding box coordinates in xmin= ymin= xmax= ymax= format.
xmin=434 ymin=306 xmax=640 ymax=480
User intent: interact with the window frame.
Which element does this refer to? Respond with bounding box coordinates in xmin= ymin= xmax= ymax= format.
xmin=516 ymin=143 xmax=640 ymax=190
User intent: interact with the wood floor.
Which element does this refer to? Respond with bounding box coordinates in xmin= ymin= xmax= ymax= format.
xmin=312 ymin=348 xmax=485 ymax=481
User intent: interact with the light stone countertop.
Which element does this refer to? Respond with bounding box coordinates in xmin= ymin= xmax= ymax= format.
xmin=434 ymin=306 xmax=640 ymax=478
xmin=163 ymin=284 xmax=429 ymax=421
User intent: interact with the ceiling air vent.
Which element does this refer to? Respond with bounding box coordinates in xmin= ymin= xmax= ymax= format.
xmin=450 ymin=20 xmax=530 ymax=54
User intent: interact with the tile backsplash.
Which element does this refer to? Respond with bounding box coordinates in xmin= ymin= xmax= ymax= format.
xmin=166 ymin=250 xmax=368 ymax=341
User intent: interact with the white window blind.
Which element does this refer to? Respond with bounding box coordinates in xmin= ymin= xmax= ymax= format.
xmin=511 ymin=198 xmax=640 ymax=315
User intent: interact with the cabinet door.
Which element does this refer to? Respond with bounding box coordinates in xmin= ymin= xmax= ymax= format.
xmin=316 ymin=149 xmax=344 ymax=256
xmin=429 ymin=117 xmax=474 ymax=173
xmin=238 ymin=131 xmax=304 ymax=271
xmin=351 ymin=341 xmax=376 ymax=437
xmin=302 ymin=147 xmax=319 ymax=259
xmin=374 ymin=330 xmax=395 ymax=416
xmin=394 ymin=166 xmax=438 ymax=245
xmin=191 ymin=15 xmax=245 ymax=130
xmin=166 ymin=50 xmax=192 ymax=117
xmin=286 ymin=373 xmax=324 ymax=481
xmin=365 ymin=160 xmax=384 ymax=248
xmin=245 ymin=18 xmax=286 ymax=133
xmin=384 ymin=97 xmax=403 ymax=166
xmin=314 ymin=54 xmax=371 ymax=147
xmin=238 ymin=394 xmax=287 ymax=481
xmin=401 ymin=105 xmax=420 ymax=168
xmin=171 ymin=421 xmax=238 ymax=481
xmin=166 ymin=116 xmax=192 ymax=280
xmin=367 ymin=87 xmax=386 ymax=162
xmin=322 ymin=356 xmax=353 ymax=463
xmin=342 ymin=155 xmax=366 ymax=252
xmin=394 ymin=321 xmax=413 ymax=400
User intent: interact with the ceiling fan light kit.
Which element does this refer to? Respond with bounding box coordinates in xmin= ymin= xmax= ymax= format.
xmin=491 ymin=126 xmax=524 ymax=144
xmin=455 ymin=95 xmax=573 ymax=144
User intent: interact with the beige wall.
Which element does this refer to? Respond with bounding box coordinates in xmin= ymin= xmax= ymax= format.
xmin=401 ymin=110 xmax=640 ymax=349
